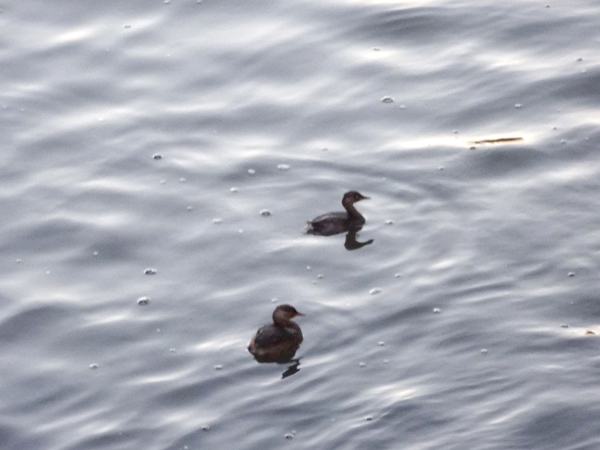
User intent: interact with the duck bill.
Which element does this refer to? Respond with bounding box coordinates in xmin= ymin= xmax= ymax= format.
xmin=295 ymin=312 xmax=305 ymax=317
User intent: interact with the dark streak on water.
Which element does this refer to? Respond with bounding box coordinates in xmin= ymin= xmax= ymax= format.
xmin=1 ymin=0 xmax=600 ymax=449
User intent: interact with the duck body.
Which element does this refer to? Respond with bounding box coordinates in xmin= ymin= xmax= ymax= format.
xmin=248 ymin=305 xmax=304 ymax=363
xmin=307 ymin=191 xmax=369 ymax=236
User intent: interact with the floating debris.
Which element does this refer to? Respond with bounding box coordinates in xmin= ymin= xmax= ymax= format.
xmin=144 ymin=268 xmax=157 ymax=275
xmin=380 ymin=96 xmax=394 ymax=104
xmin=472 ymin=137 xmax=523 ymax=144
xmin=137 ymin=296 xmax=150 ymax=306
xmin=153 ymin=154 xmax=162 ymax=160
xmin=260 ymin=209 xmax=272 ymax=217
xmin=369 ymin=288 xmax=381 ymax=295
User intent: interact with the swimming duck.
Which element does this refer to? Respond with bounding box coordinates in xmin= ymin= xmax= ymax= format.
xmin=307 ymin=191 xmax=370 ymax=236
xmin=248 ymin=304 xmax=304 ymax=363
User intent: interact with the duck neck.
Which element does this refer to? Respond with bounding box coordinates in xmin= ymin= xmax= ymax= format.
xmin=344 ymin=202 xmax=364 ymax=221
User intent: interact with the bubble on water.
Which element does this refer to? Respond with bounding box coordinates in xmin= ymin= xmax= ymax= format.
xmin=238 ymin=229 xmax=244 ymax=233
xmin=369 ymin=288 xmax=381 ymax=295
xmin=164 ymin=0 xmax=170 ymax=3
xmin=514 ymin=103 xmax=522 ymax=109
xmin=187 ymin=206 xmax=193 ymax=211
xmin=481 ymin=349 xmax=488 ymax=354
xmin=568 ymin=271 xmax=575 ymax=277
xmin=260 ymin=209 xmax=272 ymax=217
xmin=93 ymin=251 xmax=99 ymax=256
xmin=16 ymin=258 xmax=22 ymax=263
xmin=153 ymin=154 xmax=162 ymax=160
xmin=366 ymin=415 xmax=373 ymax=421
xmin=169 ymin=348 xmax=177 ymax=353
xmin=159 ymin=180 xmax=166 ymax=185
xmin=46 ymin=271 xmax=51 ymax=275
xmin=383 ymin=359 xmax=389 ymax=364
xmin=438 ymin=166 xmax=444 ymax=171
xmin=399 ymin=104 xmax=406 ymax=109
xmin=89 ymin=363 xmax=99 ymax=370
xmin=561 ymin=139 xmax=567 ymax=145
xmin=385 ymin=219 xmax=394 ymax=225
xmin=284 ymin=433 xmax=294 ymax=440
xmin=378 ymin=341 xmax=385 ymax=346
xmin=179 ymin=178 xmax=186 ymax=183
xmin=306 ymin=266 xmax=312 ymax=270
xmin=248 ymin=169 xmax=256 ymax=175
xmin=137 ymin=296 xmax=150 ymax=306
xmin=433 ymin=307 xmax=441 ymax=314
xmin=214 ymin=365 xmax=223 ymax=370
xmin=201 ymin=425 xmax=210 ymax=431
xmin=230 ymin=187 xmax=239 ymax=193
xmin=213 ymin=218 xmax=222 ymax=224
xmin=271 ymin=297 xmax=278 ymax=303
xmin=317 ymin=274 xmax=324 ymax=279
xmin=394 ymin=273 xmax=401 ymax=278
xmin=277 ymin=164 xmax=290 ymax=170
xmin=453 ymin=130 xmax=459 ymax=134
xmin=359 ymin=362 xmax=366 ymax=368
xmin=97 ymin=117 xmax=104 ymax=122
xmin=144 ymin=268 xmax=157 ymax=275
xmin=380 ymin=96 xmax=394 ymax=104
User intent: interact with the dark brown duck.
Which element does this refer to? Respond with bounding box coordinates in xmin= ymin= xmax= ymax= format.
xmin=307 ymin=191 xmax=370 ymax=236
xmin=248 ymin=305 xmax=304 ymax=363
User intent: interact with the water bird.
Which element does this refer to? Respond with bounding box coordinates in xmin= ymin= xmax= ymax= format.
xmin=307 ymin=191 xmax=370 ymax=236
xmin=248 ymin=305 xmax=304 ymax=363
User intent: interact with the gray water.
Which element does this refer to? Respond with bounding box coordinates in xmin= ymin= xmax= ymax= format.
xmin=2 ymin=0 xmax=600 ymax=449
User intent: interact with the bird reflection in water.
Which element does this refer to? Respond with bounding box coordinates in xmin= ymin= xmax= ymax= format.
xmin=307 ymin=191 xmax=373 ymax=250
xmin=248 ymin=305 xmax=304 ymax=378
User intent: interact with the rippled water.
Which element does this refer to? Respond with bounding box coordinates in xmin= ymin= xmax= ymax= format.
xmin=2 ymin=0 xmax=600 ymax=448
